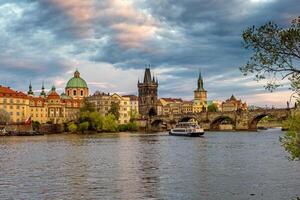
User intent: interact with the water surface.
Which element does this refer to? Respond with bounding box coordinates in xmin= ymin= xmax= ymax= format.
xmin=0 ymin=128 xmax=299 ymax=200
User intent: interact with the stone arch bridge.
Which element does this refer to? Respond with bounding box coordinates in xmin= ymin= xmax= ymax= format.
xmin=150 ymin=109 xmax=292 ymax=131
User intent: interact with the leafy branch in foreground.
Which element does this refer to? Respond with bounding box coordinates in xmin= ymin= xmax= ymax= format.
xmin=240 ymin=16 xmax=300 ymax=95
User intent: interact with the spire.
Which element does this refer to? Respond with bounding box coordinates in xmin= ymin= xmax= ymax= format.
xmin=28 ymin=81 xmax=34 ymax=95
xmin=197 ymin=70 xmax=205 ymax=91
xmin=143 ymin=68 xmax=152 ymax=84
xmin=51 ymin=85 xmax=56 ymax=91
xmin=40 ymin=81 xmax=46 ymax=97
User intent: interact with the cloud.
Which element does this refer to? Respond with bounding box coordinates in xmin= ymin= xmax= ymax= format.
xmin=0 ymin=0 xmax=299 ymax=107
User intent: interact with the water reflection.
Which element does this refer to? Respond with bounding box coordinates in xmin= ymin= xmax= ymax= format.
xmin=0 ymin=129 xmax=299 ymax=200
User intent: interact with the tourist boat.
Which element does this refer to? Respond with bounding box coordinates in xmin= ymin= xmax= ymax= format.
xmin=169 ymin=122 xmax=204 ymax=137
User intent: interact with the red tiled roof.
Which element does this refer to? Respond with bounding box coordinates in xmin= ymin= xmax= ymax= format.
xmin=47 ymin=91 xmax=60 ymax=99
xmin=0 ymin=85 xmax=28 ymax=99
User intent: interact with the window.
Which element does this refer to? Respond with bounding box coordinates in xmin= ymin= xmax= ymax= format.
xmin=81 ymin=90 xmax=83 ymax=96
xmin=10 ymin=105 xmax=13 ymax=109
xmin=73 ymin=90 xmax=77 ymax=96
xmin=68 ymin=91 xmax=70 ymax=96
xmin=9 ymin=99 xmax=13 ymax=104
xmin=16 ymin=112 xmax=20 ymax=116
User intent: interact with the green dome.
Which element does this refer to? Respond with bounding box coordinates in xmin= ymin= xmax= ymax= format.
xmin=66 ymin=70 xmax=88 ymax=88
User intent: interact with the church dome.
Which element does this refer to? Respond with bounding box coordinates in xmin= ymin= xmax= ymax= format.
xmin=66 ymin=70 xmax=88 ymax=88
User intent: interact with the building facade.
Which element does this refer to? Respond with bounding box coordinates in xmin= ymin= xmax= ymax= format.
xmin=157 ymin=98 xmax=193 ymax=116
xmin=193 ymin=72 xmax=207 ymax=113
xmin=0 ymin=70 xmax=88 ymax=124
xmin=0 ymin=85 xmax=81 ymax=124
xmin=138 ymin=68 xmax=158 ymax=119
xmin=86 ymin=92 xmax=139 ymax=124
xmin=222 ymin=95 xmax=248 ymax=112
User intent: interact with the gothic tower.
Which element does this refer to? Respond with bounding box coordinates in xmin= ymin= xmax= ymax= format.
xmin=138 ymin=68 xmax=158 ymax=119
xmin=193 ymin=71 xmax=207 ymax=112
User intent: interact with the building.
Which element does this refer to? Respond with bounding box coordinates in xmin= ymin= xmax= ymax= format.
xmin=0 ymin=85 xmax=30 ymax=123
xmin=157 ymin=98 xmax=193 ymax=115
xmin=122 ymin=95 xmax=139 ymax=115
xmin=111 ymin=93 xmax=131 ymax=124
xmin=138 ymin=68 xmax=158 ymax=118
xmin=193 ymin=72 xmax=207 ymax=113
xmin=86 ymin=92 xmax=139 ymax=124
xmin=65 ymin=70 xmax=89 ymax=100
xmin=222 ymin=95 xmax=248 ymax=112
xmin=207 ymin=100 xmax=222 ymax=111
xmin=0 ymin=70 xmax=88 ymax=124
xmin=86 ymin=91 xmax=112 ymax=115
xmin=0 ymin=84 xmax=81 ymax=124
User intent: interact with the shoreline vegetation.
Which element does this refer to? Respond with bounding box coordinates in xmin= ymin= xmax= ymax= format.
xmin=66 ymin=99 xmax=139 ymax=134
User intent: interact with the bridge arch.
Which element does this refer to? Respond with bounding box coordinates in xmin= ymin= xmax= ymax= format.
xmin=179 ymin=115 xmax=198 ymax=123
xmin=210 ymin=116 xmax=235 ymax=130
xmin=151 ymin=119 xmax=167 ymax=132
xmin=248 ymin=112 xmax=288 ymax=130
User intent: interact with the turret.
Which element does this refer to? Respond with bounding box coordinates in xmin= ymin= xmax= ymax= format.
xmin=28 ymin=81 xmax=34 ymax=96
xmin=40 ymin=82 xmax=46 ymax=97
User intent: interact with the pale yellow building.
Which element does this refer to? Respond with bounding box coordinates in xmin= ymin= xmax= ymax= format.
xmin=111 ymin=93 xmax=131 ymax=124
xmin=0 ymin=72 xmax=84 ymax=124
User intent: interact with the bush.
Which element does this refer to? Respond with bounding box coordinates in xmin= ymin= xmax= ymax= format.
xmin=281 ymin=114 xmax=300 ymax=160
xmin=128 ymin=121 xmax=138 ymax=131
xmin=118 ymin=124 xmax=129 ymax=132
xmin=32 ymin=121 xmax=40 ymax=131
xmin=68 ymin=123 xmax=78 ymax=133
xmin=78 ymin=122 xmax=89 ymax=134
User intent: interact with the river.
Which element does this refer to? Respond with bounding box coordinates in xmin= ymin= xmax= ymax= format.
xmin=0 ymin=128 xmax=299 ymax=200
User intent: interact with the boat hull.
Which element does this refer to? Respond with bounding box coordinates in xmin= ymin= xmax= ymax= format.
xmin=169 ymin=131 xmax=204 ymax=137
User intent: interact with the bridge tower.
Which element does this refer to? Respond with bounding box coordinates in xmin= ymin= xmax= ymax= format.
xmin=138 ymin=68 xmax=158 ymax=119
xmin=193 ymin=71 xmax=207 ymax=113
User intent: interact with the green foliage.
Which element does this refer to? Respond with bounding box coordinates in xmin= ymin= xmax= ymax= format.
xmin=118 ymin=124 xmax=128 ymax=132
xmin=32 ymin=121 xmax=40 ymax=131
xmin=240 ymin=17 xmax=300 ymax=95
xmin=78 ymin=122 xmax=89 ymax=133
xmin=68 ymin=123 xmax=78 ymax=133
xmin=0 ymin=109 xmax=10 ymax=123
xmin=208 ymin=103 xmax=218 ymax=112
xmin=108 ymin=102 xmax=120 ymax=120
xmin=127 ymin=121 xmax=138 ymax=131
xmin=118 ymin=121 xmax=139 ymax=132
xmin=80 ymin=99 xmax=95 ymax=112
xmin=102 ymin=114 xmax=118 ymax=132
xmin=281 ymin=114 xmax=300 ymax=161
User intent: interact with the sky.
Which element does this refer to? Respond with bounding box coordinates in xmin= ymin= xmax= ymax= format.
xmin=0 ymin=0 xmax=299 ymax=107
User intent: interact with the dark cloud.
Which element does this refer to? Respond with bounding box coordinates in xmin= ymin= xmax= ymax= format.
xmin=0 ymin=0 xmax=298 ymax=105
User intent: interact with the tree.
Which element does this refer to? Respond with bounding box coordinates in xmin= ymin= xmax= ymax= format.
xmin=68 ymin=122 xmax=78 ymax=133
xmin=78 ymin=122 xmax=89 ymax=134
xmin=80 ymin=99 xmax=95 ymax=112
xmin=0 ymin=109 xmax=10 ymax=123
xmin=208 ymin=103 xmax=218 ymax=112
xmin=240 ymin=17 xmax=300 ymax=94
xmin=241 ymin=17 xmax=300 ymax=160
xmin=281 ymin=114 xmax=300 ymax=160
xmin=102 ymin=114 xmax=118 ymax=132
xmin=108 ymin=102 xmax=120 ymax=120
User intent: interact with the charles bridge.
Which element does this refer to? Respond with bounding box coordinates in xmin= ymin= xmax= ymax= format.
xmin=150 ymin=108 xmax=295 ymax=131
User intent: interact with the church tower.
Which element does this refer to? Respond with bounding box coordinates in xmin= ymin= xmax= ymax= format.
xmin=27 ymin=82 xmax=34 ymax=96
xmin=138 ymin=68 xmax=158 ymax=119
xmin=193 ymin=71 xmax=207 ymax=113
